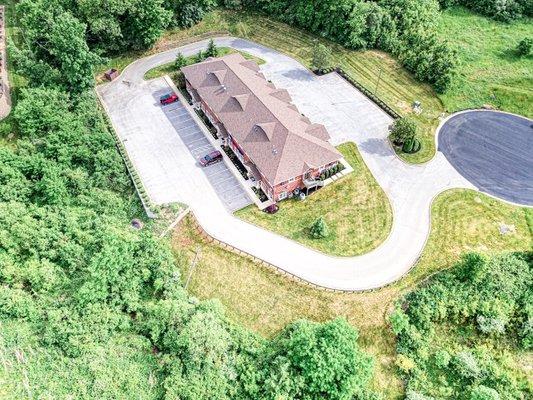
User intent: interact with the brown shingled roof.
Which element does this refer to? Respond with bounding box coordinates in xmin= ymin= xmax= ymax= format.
xmin=181 ymin=53 xmax=341 ymax=185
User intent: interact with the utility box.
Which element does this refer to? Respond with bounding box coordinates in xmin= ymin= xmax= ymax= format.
xmin=104 ymin=68 xmax=119 ymax=81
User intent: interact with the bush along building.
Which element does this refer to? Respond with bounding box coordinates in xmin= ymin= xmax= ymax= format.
xmin=182 ymin=53 xmax=349 ymax=203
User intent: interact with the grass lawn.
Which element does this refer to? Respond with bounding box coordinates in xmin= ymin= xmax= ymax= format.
xmin=437 ymin=7 xmax=533 ymax=118
xmin=172 ymin=189 xmax=532 ymax=398
xmin=143 ymin=46 xmax=265 ymax=80
xmin=236 ymin=142 xmax=393 ymax=256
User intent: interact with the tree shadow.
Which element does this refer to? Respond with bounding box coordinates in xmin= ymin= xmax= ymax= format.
xmin=358 ymin=138 xmax=394 ymax=157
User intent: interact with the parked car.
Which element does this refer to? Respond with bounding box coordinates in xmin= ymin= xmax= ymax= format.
xmin=160 ymin=93 xmax=179 ymax=105
xmin=264 ymin=204 xmax=279 ymax=214
xmin=199 ymin=150 xmax=223 ymax=167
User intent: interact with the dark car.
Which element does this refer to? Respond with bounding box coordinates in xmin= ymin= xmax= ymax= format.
xmin=199 ymin=150 xmax=223 ymax=167
xmin=160 ymin=93 xmax=179 ymax=105
xmin=263 ymin=204 xmax=279 ymax=214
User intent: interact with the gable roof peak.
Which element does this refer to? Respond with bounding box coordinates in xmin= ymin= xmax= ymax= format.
xmin=210 ymin=69 xmax=227 ymax=84
xmin=232 ymin=93 xmax=250 ymax=110
xmin=254 ymin=122 xmax=277 ymax=141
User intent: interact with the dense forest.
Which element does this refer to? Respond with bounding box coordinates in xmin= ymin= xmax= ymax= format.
xmin=1 ymin=1 xmax=378 ymax=399
xmin=1 ymin=0 xmax=531 ymax=399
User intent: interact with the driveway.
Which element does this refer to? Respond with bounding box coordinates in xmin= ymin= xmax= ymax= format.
xmin=438 ymin=110 xmax=533 ymax=205
xmin=98 ymin=77 xmax=251 ymax=212
xmin=98 ymin=37 xmax=481 ymax=291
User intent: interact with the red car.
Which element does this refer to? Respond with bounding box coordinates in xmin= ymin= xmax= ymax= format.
xmin=160 ymin=93 xmax=179 ymax=105
xmin=264 ymin=204 xmax=279 ymax=214
xmin=199 ymin=150 xmax=223 ymax=167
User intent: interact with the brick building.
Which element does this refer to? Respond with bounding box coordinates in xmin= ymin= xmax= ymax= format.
xmin=181 ymin=53 xmax=342 ymax=202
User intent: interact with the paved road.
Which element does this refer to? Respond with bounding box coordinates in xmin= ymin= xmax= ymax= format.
xmin=98 ymin=37 xmax=479 ymax=291
xmin=438 ymin=111 xmax=533 ymax=206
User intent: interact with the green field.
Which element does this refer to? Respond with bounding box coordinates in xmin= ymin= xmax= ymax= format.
xmin=438 ymin=7 xmax=533 ymax=118
xmin=236 ymin=142 xmax=393 ymax=256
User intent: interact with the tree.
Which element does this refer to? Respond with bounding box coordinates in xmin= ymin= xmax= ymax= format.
xmin=13 ymin=0 xmax=102 ymax=93
xmin=516 ymin=38 xmax=532 ymax=56
xmin=470 ymin=385 xmax=501 ymax=400
xmin=311 ymin=42 xmax=331 ymax=72
xmin=195 ymin=50 xmax=205 ymax=63
xmin=174 ymin=52 xmax=187 ymax=69
xmin=169 ymin=0 xmax=217 ymax=28
xmin=162 ymin=302 xmax=236 ymax=400
xmin=310 ymin=216 xmax=329 ymax=238
xmin=389 ymin=117 xmax=417 ymax=145
xmin=205 ymin=38 xmax=219 ymax=58
xmin=123 ymin=0 xmax=172 ymax=50
xmin=259 ymin=319 xmax=374 ymax=400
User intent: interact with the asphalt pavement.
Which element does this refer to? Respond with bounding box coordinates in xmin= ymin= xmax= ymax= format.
xmin=438 ymin=111 xmax=533 ymax=205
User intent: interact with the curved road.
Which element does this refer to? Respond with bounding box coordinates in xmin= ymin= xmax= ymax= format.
xmin=99 ymin=37 xmax=484 ymax=291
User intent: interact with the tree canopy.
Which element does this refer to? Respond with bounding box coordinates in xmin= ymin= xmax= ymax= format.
xmin=391 ymin=252 xmax=532 ymax=399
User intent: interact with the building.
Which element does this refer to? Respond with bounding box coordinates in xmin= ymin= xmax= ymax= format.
xmin=181 ymin=53 xmax=342 ymax=202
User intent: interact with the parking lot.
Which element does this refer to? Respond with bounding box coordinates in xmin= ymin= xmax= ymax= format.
xmin=157 ymin=89 xmax=252 ymax=211
xmin=98 ymin=77 xmax=252 ymax=212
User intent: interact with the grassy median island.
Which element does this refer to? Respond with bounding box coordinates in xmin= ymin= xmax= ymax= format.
xmin=173 ymin=189 xmax=532 ymax=398
xmin=143 ymin=46 xmax=265 ymax=80
xmin=235 ymin=142 xmax=393 ymax=256
xmin=437 ymin=7 xmax=533 ymax=118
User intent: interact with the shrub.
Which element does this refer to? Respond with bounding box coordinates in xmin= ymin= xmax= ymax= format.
xmin=476 ymin=315 xmax=505 ymax=335
xmin=195 ymin=50 xmax=205 ymax=63
xmin=205 ymin=38 xmax=219 ymax=58
xmin=406 ymin=390 xmax=435 ymax=400
xmin=453 ymin=351 xmax=481 ymax=380
xmin=411 ymin=138 xmax=421 ymax=153
xmin=402 ymin=137 xmax=421 ymax=154
xmin=396 ymin=354 xmax=416 ymax=373
xmin=402 ymin=138 xmax=414 ymax=153
xmin=311 ymin=42 xmax=331 ymax=73
xmin=309 ymin=217 xmax=329 ymax=239
xmin=516 ymin=38 xmax=532 ymax=57
xmin=435 ymin=350 xmax=451 ymax=368
xmin=174 ymin=52 xmax=187 ymax=69
xmin=390 ymin=117 xmax=417 ymax=145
